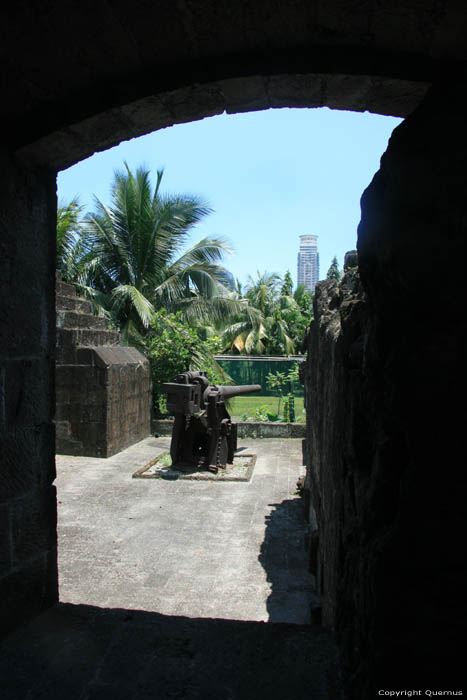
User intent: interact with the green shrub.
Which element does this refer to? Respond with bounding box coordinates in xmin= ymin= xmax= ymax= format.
xmin=254 ymin=404 xmax=269 ymax=422
xmin=142 ymin=311 xmax=229 ymax=416
xmin=266 ymin=411 xmax=280 ymax=422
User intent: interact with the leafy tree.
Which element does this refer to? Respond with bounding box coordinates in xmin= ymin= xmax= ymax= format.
xmin=144 ymin=310 xmax=229 ymax=416
xmin=76 ymin=163 xmax=243 ymax=342
xmin=326 ymin=255 xmax=341 ymax=281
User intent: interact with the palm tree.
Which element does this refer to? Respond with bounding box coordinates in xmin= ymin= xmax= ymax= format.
xmin=220 ymin=270 xmax=294 ymax=355
xmin=56 ymin=197 xmax=86 ymax=282
xmin=77 ymin=163 xmax=245 ymax=342
xmin=293 ymin=283 xmax=312 ymax=313
xmin=245 ymin=270 xmax=281 ymax=317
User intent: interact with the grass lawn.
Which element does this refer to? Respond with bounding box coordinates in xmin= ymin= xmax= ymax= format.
xmin=229 ymin=395 xmax=305 ymax=422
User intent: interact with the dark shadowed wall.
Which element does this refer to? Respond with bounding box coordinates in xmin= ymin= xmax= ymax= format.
xmin=303 ymin=81 xmax=465 ymax=696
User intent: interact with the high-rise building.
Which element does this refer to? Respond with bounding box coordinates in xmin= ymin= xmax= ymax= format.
xmin=297 ymin=234 xmax=319 ymax=294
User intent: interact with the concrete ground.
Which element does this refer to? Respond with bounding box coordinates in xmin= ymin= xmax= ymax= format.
xmin=0 ymin=437 xmax=343 ymax=699
xmin=57 ymin=436 xmax=316 ymax=623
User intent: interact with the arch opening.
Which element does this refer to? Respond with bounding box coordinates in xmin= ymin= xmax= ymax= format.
xmin=53 ymin=106 xmax=401 ymax=627
xmin=1 ymin=5 xmax=465 ymax=691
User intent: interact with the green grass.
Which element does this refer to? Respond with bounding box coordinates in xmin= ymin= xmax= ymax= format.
xmin=229 ymin=396 xmax=305 ymax=422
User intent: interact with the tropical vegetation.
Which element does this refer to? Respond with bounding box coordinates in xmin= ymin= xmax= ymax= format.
xmin=56 ymin=197 xmax=86 ymax=283
xmin=145 ymin=311 xmax=230 ymax=416
xmin=215 ymin=270 xmax=312 ymax=356
xmin=57 ymin=162 xmax=315 ymax=415
xmin=61 ymin=163 xmax=255 ymax=344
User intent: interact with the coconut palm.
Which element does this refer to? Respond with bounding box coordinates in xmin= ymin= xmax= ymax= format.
xmin=221 ymin=313 xmax=269 ymax=354
xmin=56 ymin=197 xmax=86 ymax=282
xmin=220 ymin=270 xmax=295 ymax=355
xmin=244 ymin=270 xmax=281 ymax=316
xmin=77 ymin=163 xmax=246 ymax=342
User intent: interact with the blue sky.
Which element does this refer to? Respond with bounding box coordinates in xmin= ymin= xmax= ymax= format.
xmin=57 ymin=107 xmax=402 ymax=288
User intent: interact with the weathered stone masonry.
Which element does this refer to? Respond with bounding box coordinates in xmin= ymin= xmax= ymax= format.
xmin=0 ymin=156 xmax=58 ymax=637
xmin=55 ymin=273 xmax=151 ymax=457
xmin=303 ymin=82 xmax=465 ymax=695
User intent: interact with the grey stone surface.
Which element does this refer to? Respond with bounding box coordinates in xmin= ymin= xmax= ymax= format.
xmin=152 ymin=418 xmax=306 ymax=439
xmin=0 ymin=437 xmax=344 ymax=700
xmin=55 ymin=437 xmax=318 ymax=625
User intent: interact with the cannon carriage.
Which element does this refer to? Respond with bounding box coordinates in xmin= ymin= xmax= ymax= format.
xmin=163 ymin=371 xmax=260 ymax=473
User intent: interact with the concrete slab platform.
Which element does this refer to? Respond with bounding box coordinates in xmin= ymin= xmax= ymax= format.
xmin=133 ymin=450 xmax=256 ymax=481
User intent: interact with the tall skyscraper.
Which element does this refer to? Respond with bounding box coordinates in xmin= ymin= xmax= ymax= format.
xmin=297 ymin=234 xmax=319 ymax=294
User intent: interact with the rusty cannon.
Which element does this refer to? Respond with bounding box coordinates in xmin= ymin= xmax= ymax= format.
xmin=162 ymin=371 xmax=261 ymax=473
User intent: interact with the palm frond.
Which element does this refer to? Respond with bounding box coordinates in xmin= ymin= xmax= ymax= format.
xmin=111 ymin=285 xmax=154 ymax=328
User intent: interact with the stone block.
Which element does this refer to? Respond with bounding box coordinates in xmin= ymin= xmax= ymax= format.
xmin=220 ymin=76 xmax=269 ymax=114
xmin=55 ymin=295 xmax=92 ymax=314
xmin=56 ymin=279 xmax=77 ymax=298
xmin=11 ymin=487 xmax=57 ymax=568
xmin=75 ymin=347 xmax=97 ymax=365
xmin=0 ymin=427 xmax=55 ymax=501
xmin=55 ymin=332 xmax=151 ymax=456
xmin=3 ymin=359 xmax=54 ymax=429
xmin=56 ymin=310 xmax=108 ymax=331
xmin=55 ymin=420 xmax=71 ymax=440
xmin=55 ymin=345 xmax=76 ymax=365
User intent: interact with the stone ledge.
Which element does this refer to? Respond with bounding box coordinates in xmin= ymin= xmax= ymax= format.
xmin=152 ymin=418 xmax=305 ymax=439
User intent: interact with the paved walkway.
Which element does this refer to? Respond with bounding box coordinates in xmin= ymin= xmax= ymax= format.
xmin=0 ymin=438 xmax=343 ymax=700
xmin=57 ymin=436 xmax=317 ymax=623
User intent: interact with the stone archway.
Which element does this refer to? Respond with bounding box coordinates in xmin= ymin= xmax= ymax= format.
xmin=1 ymin=3 xmax=466 ymax=697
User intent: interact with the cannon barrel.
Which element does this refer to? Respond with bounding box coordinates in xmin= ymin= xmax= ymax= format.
xmin=215 ymin=384 xmax=261 ymax=400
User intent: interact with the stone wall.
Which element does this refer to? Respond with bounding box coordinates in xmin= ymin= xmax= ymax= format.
xmin=152 ymin=418 xmax=306 ymax=439
xmin=55 ymin=274 xmax=151 ymax=457
xmin=0 ymin=154 xmax=58 ymax=637
xmin=303 ymin=81 xmax=465 ymax=696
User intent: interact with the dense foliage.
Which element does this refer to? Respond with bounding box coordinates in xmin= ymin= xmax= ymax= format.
xmin=58 ymin=163 xmax=249 ymax=344
xmin=144 ymin=311 xmax=229 ymax=416
xmin=218 ymin=269 xmax=312 ymax=355
xmin=57 ymin=166 xmax=316 ymax=419
xmin=56 ymin=197 xmax=87 ymax=283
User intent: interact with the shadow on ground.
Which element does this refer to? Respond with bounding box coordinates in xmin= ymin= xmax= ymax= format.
xmin=0 ymin=603 xmax=343 ymax=700
xmin=259 ymin=495 xmax=319 ymax=624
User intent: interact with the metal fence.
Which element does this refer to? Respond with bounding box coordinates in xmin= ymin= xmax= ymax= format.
xmin=213 ymin=355 xmax=305 ymax=396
